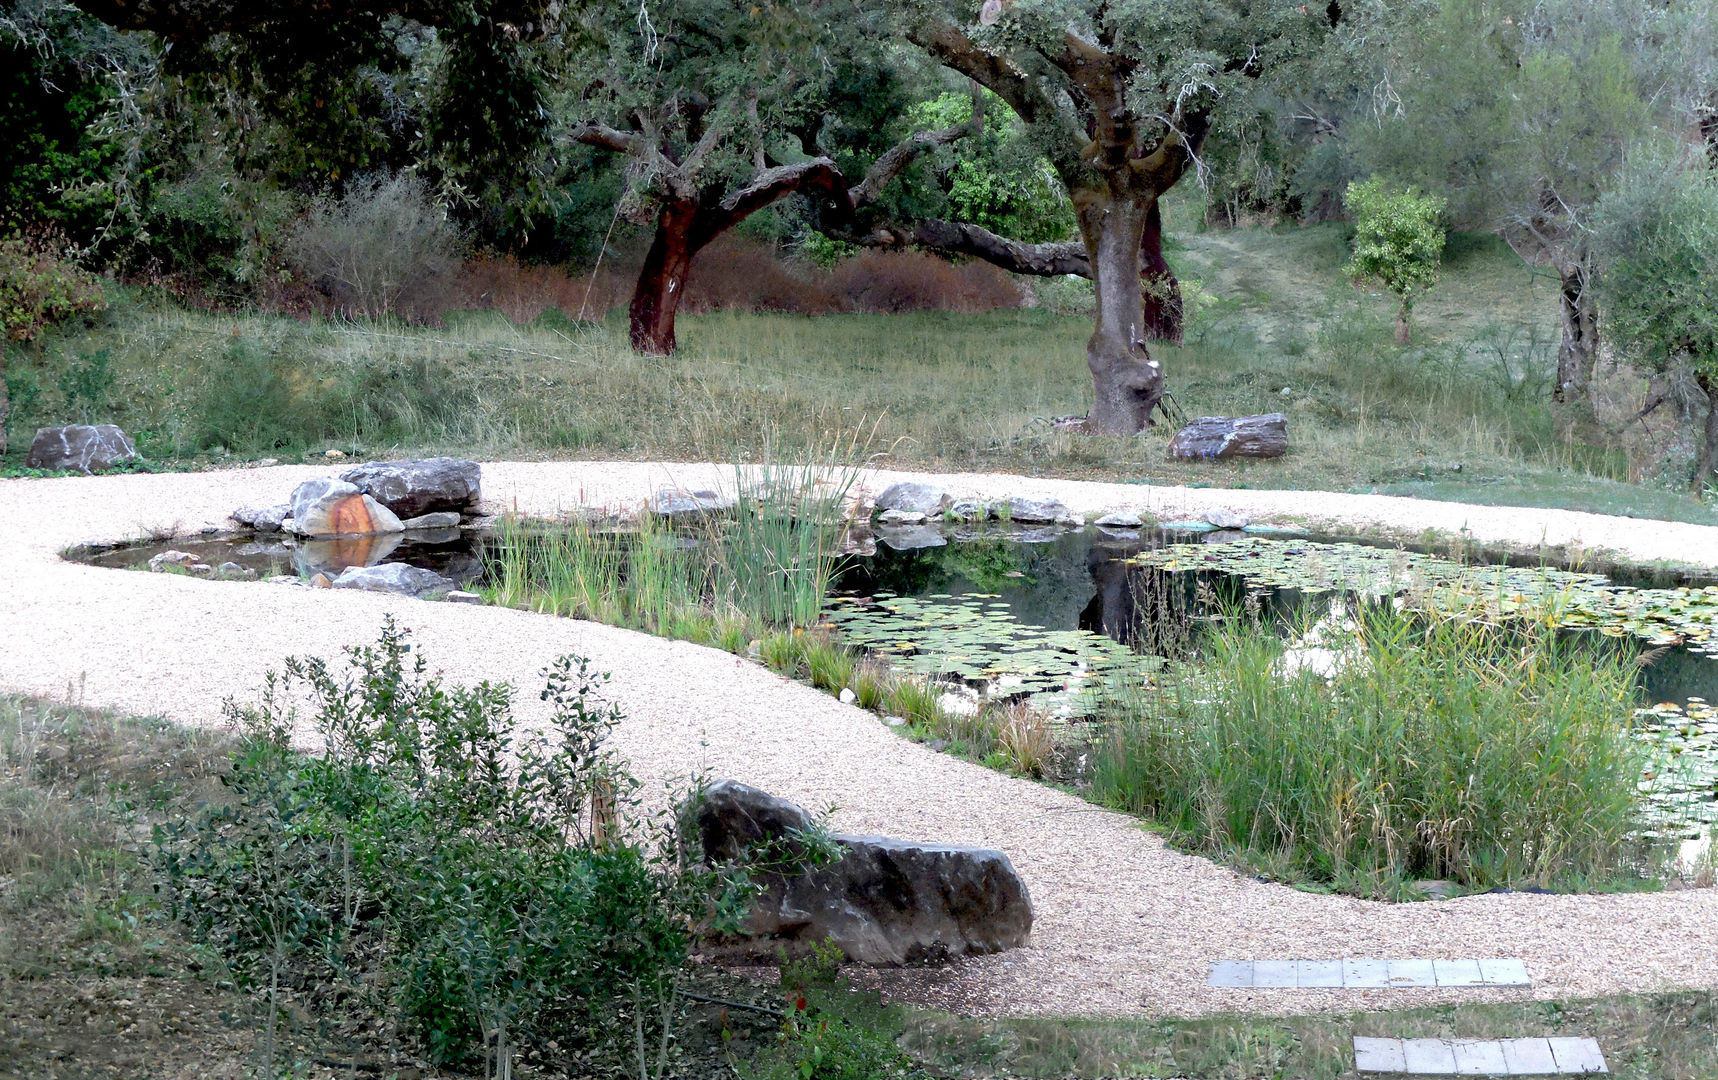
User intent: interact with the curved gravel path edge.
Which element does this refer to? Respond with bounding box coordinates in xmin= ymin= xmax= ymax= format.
xmin=3 ymin=461 xmax=1716 ymax=1019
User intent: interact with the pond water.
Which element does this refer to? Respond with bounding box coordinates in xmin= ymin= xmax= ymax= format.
xmin=72 ymin=520 xmax=1718 ymax=840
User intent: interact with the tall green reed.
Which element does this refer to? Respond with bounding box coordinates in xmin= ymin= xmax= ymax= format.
xmin=1090 ymin=599 xmax=1664 ymax=895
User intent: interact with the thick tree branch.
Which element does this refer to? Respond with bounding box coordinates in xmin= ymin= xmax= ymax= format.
xmin=846 ymin=123 xmax=971 ymax=208
xmin=715 ymin=158 xmax=847 ymax=229
xmin=848 ymin=219 xmax=1090 ymax=277
xmin=568 ymin=123 xmax=640 ymax=154
xmin=907 ymin=19 xmax=1055 ymax=126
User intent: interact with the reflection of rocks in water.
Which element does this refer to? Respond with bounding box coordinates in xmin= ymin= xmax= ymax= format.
xmin=294 ymin=533 xmax=405 ymax=577
xmin=877 ymin=524 xmax=947 ymax=551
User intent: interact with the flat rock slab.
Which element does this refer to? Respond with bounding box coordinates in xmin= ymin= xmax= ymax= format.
xmin=1353 ymin=1037 xmax=1606 ymax=1075
xmin=1208 ymin=958 xmax=1531 ymax=989
xmin=1168 ymin=412 xmax=1288 ymax=460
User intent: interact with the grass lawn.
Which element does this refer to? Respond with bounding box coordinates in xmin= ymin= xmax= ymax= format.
xmin=5 ymin=219 xmax=1713 ymax=525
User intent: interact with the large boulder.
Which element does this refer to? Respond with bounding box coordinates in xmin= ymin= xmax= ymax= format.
xmin=1005 ymin=496 xmax=1075 ymax=524
xmin=1167 ymin=413 xmax=1289 ymax=460
xmin=340 ymin=458 xmax=481 ymax=520
xmin=330 ymin=563 xmax=452 ymax=598
xmin=695 ymin=780 xmax=1032 ymax=965
xmin=874 ymin=482 xmax=950 ymax=517
xmin=289 ymin=478 xmax=405 ymax=538
xmin=25 ymin=425 xmax=139 ymax=474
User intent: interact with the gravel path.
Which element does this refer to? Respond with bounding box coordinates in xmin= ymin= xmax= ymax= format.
xmin=4 ymin=461 xmax=1718 ymax=1020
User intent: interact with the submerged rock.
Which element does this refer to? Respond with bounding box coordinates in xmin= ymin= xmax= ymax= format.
xmin=147 ymin=550 xmax=199 ymax=573
xmin=232 ymin=504 xmax=291 ymax=533
xmin=874 ymin=482 xmax=950 ymax=517
xmin=946 ymin=499 xmax=989 ymax=521
xmin=330 ymin=563 xmax=452 ymax=598
xmin=695 ymin=780 xmax=1032 ymax=965
xmin=400 ymin=511 xmax=463 ymax=530
xmin=25 ymin=425 xmax=139 ymax=474
xmin=340 ymin=458 xmax=481 ymax=520
xmin=877 ymin=524 xmax=947 ymax=551
xmin=1167 ymin=413 xmax=1288 ymax=460
xmin=289 ymin=478 xmax=405 ymax=538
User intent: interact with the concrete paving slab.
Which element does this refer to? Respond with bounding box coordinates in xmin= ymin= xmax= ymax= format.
xmin=1388 ymin=958 xmax=1438 ymax=987
xmin=1298 ymin=959 xmax=1344 ymax=987
xmin=1353 ymin=1037 xmax=1408 ymax=1073
xmin=1252 ymin=959 xmax=1298 ymax=987
xmin=1547 ymin=1038 xmax=1608 ymax=1074
xmin=1478 ymin=958 xmax=1532 ymax=987
xmin=1500 ymin=1039 xmax=1559 ymax=1075
xmin=1434 ymin=959 xmax=1486 ymax=987
xmin=1451 ymin=1039 xmax=1509 ymax=1075
xmin=1344 ymin=958 xmax=1392 ymax=988
xmin=1207 ymin=960 xmax=1253 ymax=987
xmin=1402 ymin=1039 xmax=1459 ymax=1074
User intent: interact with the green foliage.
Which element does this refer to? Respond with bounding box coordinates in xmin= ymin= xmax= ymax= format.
xmin=1089 ymin=603 xmax=1658 ymax=895
xmin=1593 ymin=158 xmax=1718 ymax=386
xmin=1342 ymin=176 xmax=1447 ymax=328
xmin=0 ymin=230 xmax=108 ymax=343
xmin=743 ymin=941 xmax=919 ymax=1080
xmin=157 ymin=620 xmax=725 ymax=1076
xmin=899 ymin=90 xmax=1072 ymax=244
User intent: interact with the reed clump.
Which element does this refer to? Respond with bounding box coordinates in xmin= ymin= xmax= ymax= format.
xmin=1089 ymin=602 xmax=1663 ymax=896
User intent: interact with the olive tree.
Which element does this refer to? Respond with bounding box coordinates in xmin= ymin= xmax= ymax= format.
xmin=890 ymin=0 xmax=1332 ymax=434
xmin=1593 ymin=156 xmax=1718 ymax=493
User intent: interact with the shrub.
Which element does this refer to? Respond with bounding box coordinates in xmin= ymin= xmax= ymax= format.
xmin=284 ymin=172 xmax=464 ymax=320
xmin=1342 ymin=175 xmax=1447 ymax=344
xmin=0 ymin=228 xmax=108 ymax=343
xmin=1089 ymin=603 xmax=1659 ymax=895
xmin=158 ymin=621 xmax=729 ymax=1077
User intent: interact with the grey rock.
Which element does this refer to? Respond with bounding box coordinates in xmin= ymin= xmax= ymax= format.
xmin=330 ymin=563 xmax=452 ymax=598
xmin=266 ymin=575 xmax=301 ymax=585
xmin=1410 ymin=878 xmax=1460 ymax=900
xmin=1094 ymin=510 xmax=1143 ymax=528
xmin=444 ymin=590 xmax=484 ymax=605
xmin=1004 ymin=496 xmax=1072 ymax=524
xmin=877 ymin=508 xmax=928 ymax=526
xmin=340 ymin=458 xmax=481 ymax=519
xmin=289 ymin=478 xmax=405 ymax=537
xmin=1167 ymin=413 xmax=1289 ymax=460
xmin=147 ymin=550 xmax=199 ymax=572
xmin=946 ymin=499 xmax=989 ymax=521
xmin=1203 ymin=508 xmax=1250 ymax=529
xmin=25 ymin=425 xmax=139 ymax=474
xmin=232 ymin=503 xmax=291 ymax=532
xmin=695 ymin=781 xmax=1032 ymax=965
xmin=874 ymin=482 xmax=950 ymax=517
xmin=877 ymin=524 xmax=948 ymax=551
xmin=649 ymin=488 xmax=734 ymax=517
xmin=216 ymin=561 xmax=257 ymax=579
xmin=187 ymin=563 xmax=213 ymax=576
xmin=400 ymin=511 xmax=463 ymax=530
xmin=1203 ymin=529 xmax=1248 ymax=544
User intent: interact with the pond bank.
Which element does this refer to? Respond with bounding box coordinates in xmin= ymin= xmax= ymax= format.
xmin=5 ymin=460 xmax=1718 ymax=1020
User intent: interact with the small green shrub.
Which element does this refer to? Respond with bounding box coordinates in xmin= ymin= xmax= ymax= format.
xmin=0 ymin=229 xmax=107 ymax=343
xmin=158 ymin=620 xmax=730 ymax=1077
xmin=1089 ymin=603 xmax=1660 ymax=895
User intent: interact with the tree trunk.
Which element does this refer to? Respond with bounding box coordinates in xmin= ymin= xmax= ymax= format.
xmin=629 ymin=200 xmax=713 ymax=355
xmin=1696 ymin=373 xmax=1718 ymax=496
xmin=1394 ymin=304 xmax=1411 ymax=345
xmin=1078 ymin=192 xmax=1166 ymax=435
xmin=1554 ymin=264 xmax=1598 ymax=404
xmin=1140 ymin=199 xmax=1183 ymax=344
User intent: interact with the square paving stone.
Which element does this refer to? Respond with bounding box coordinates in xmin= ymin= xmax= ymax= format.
xmin=1388 ymin=959 xmax=1438 ymax=988
xmin=1478 ymin=958 xmax=1532 ymax=987
xmin=1298 ymin=959 xmax=1344 ymax=987
xmin=1434 ymin=959 xmax=1486 ymax=988
xmin=1353 ymin=1037 xmax=1408 ymax=1073
xmin=1547 ymin=1038 xmax=1608 ymax=1074
xmin=1207 ymin=960 xmax=1254 ymax=987
xmin=1252 ymin=960 xmax=1299 ymax=987
xmin=1500 ymin=1039 xmax=1559 ymax=1075
xmin=1402 ymin=1039 xmax=1459 ymax=1074
xmin=1344 ymin=958 xmax=1392 ymax=988
xmin=1451 ymin=1039 xmax=1509 ymax=1076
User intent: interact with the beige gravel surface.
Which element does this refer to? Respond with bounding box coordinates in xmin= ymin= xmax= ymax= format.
xmin=5 ymin=461 xmax=1718 ymax=1020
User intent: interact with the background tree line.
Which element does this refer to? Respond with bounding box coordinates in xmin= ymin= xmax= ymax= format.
xmin=4 ymin=0 xmax=1718 ymax=481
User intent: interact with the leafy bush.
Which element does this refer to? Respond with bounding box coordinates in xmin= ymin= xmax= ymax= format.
xmin=284 ymin=172 xmax=464 ymax=320
xmin=1089 ymin=603 xmax=1658 ymax=895
xmin=1342 ymin=175 xmax=1447 ymax=343
xmin=158 ymin=621 xmax=733 ymax=1077
xmin=0 ymin=228 xmax=107 ymax=343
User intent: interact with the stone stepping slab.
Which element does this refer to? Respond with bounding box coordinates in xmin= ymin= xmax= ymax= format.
xmin=1353 ymin=1036 xmax=1607 ymax=1075
xmin=1208 ymin=958 xmax=1531 ymax=989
